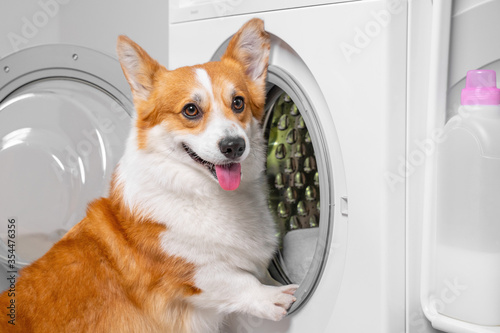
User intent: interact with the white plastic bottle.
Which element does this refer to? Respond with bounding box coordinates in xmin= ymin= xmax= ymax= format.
xmin=435 ymin=69 xmax=500 ymax=326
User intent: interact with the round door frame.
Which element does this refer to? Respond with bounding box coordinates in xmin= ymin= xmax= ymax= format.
xmin=0 ymin=44 xmax=134 ymax=270
xmin=265 ymin=65 xmax=334 ymax=314
xmin=212 ymin=37 xmax=338 ymax=314
xmin=0 ymin=44 xmax=133 ymax=114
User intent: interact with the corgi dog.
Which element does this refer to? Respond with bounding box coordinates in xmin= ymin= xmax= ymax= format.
xmin=0 ymin=18 xmax=298 ymax=333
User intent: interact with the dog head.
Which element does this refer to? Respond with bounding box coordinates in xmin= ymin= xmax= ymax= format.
xmin=117 ymin=19 xmax=270 ymax=191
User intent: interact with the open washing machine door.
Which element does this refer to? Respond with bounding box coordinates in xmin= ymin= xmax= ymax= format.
xmin=212 ymin=33 xmax=348 ymax=330
xmin=0 ymin=45 xmax=132 ymax=288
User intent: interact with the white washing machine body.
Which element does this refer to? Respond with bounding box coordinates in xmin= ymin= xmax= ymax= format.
xmin=167 ymin=1 xmax=408 ymax=332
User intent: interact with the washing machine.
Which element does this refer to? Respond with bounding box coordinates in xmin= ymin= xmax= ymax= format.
xmin=166 ymin=0 xmax=408 ymax=332
xmin=1 ymin=0 xmax=410 ymax=331
xmin=0 ymin=0 xmax=170 ymax=291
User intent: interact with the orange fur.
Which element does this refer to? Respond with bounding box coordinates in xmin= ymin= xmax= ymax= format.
xmin=0 ymin=179 xmax=200 ymax=333
xmin=120 ymin=20 xmax=269 ymax=150
xmin=221 ymin=19 xmax=269 ymax=121
xmin=132 ymin=60 xmax=266 ymax=149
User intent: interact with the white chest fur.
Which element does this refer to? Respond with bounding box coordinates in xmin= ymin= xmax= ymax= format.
xmin=116 ymin=133 xmax=277 ymax=273
xmin=115 ymin=125 xmax=290 ymax=332
xmin=159 ymin=183 xmax=277 ymax=272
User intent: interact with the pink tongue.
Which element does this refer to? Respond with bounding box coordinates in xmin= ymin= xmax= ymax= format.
xmin=215 ymin=163 xmax=241 ymax=191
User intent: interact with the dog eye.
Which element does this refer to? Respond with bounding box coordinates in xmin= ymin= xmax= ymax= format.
xmin=232 ymin=96 xmax=245 ymax=113
xmin=182 ymin=103 xmax=200 ymax=119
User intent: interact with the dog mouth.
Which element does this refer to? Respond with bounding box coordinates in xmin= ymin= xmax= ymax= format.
xmin=183 ymin=143 xmax=216 ymax=177
xmin=183 ymin=144 xmax=241 ymax=191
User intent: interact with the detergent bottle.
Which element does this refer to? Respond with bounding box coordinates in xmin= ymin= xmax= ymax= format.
xmin=435 ymin=69 xmax=500 ymax=325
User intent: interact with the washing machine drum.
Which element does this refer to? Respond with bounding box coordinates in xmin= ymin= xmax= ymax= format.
xmin=0 ymin=45 xmax=132 ymax=267
xmin=213 ymin=38 xmax=335 ymax=313
xmin=263 ymin=68 xmax=332 ymax=313
xmin=264 ymin=85 xmax=321 ymax=282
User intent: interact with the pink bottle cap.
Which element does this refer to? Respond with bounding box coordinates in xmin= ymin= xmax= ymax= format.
xmin=461 ymin=70 xmax=500 ymax=105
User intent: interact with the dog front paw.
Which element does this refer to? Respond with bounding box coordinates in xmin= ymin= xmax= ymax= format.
xmin=254 ymin=284 xmax=299 ymax=321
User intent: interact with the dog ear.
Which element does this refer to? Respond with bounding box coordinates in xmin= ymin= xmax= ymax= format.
xmin=222 ymin=18 xmax=270 ymax=90
xmin=117 ymin=36 xmax=161 ymax=102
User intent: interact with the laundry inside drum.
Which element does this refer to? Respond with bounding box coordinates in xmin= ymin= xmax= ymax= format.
xmin=264 ymin=89 xmax=321 ymax=285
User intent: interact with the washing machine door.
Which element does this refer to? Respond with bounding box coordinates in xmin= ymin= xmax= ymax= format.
xmin=0 ymin=45 xmax=132 ymax=279
xmin=213 ymin=34 xmax=348 ymax=320
xmin=262 ymin=66 xmax=334 ymax=311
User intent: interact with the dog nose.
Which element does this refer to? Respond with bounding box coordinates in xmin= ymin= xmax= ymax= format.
xmin=219 ymin=137 xmax=246 ymax=159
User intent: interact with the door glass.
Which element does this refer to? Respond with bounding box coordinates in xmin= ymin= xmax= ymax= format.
xmin=264 ymin=86 xmax=321 ymax=285
xmin=0 ymin=78 xmax=131 ymax=266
